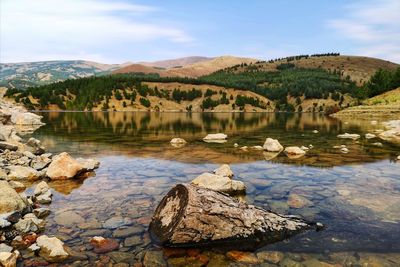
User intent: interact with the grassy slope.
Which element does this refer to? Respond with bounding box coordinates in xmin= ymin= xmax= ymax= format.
xmin=331 ymin=87 xmax=400 ymax=119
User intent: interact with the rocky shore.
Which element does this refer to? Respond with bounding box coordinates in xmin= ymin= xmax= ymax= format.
xmin=0 ymin=99 xmax=100 ymax=266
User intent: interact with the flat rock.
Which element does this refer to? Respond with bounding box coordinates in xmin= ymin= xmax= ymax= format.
xmin=203 ymin=133 xmax=227 ymax=142
xmin=365 ymin=133 xmax=376 ymax=139
xmin=263 ymin=138 xmax=283 ymax=152
xmin=90 ymin=236 xmax=119 ymax=254
xmin=191 ymin=173 xmax=245 ymax=194
xmin=34 ymin=181 xmax=50 ymax=196
xmin=337 ymin=133 xmax=360 ymax=140
xmin=143 ymin=251 xmax=166 ymax=267
xmin=54 ymin=210 xmax=85 ymax=227
xmin=8 ymin=166 xmax=41 ymax=180
xmin=284 ymin=147 xmax=306 ymax=158
xmin=113 ymin=226 xmax=145 ymax=238
xmin=288 ymin=194 xmax=313 ymax=209
xmin=124 ymin=236 xmax=142 ymax=247
xmin=226 ymin=251 xmax=259 ymax=264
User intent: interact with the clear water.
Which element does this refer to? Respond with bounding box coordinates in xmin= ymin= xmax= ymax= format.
xmin=25 ymin=112 xmax=400 ymax=266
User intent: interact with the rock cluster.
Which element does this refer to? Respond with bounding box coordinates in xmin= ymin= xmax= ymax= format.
xmin=191 ymin=164 xmax=246 ymax=194
xmin=262 ymin=137 xmax=307 ymax=159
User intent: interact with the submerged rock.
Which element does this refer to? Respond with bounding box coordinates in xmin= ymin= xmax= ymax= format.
xmin=263 ymin=138 xmax=283 ymax=152
xmin=287 ymin=194 xmax=313 ymax=209
xmin=337 ymin=133 xmax=360 ymax=140
xmin=36 ymin=235 xmax=69 ymax=262
xmin=90 ymin=236 xmax=119 ymax=254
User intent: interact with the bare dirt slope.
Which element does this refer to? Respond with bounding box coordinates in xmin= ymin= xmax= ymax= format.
xmin=138 ymin=56 xmax=213 ymax=69
xmin=112 ymin=56 xmax=258 ymax=78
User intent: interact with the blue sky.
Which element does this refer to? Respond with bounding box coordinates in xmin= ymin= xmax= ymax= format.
xmin=1 ymin=0 xmax=399 ymax=63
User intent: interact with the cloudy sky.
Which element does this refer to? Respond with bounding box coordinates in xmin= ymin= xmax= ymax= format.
xmin=1 ymin=0 xmax=399 ymax=63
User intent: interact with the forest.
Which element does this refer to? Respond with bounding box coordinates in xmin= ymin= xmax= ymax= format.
xmin=4 ymin=63 xmax=400 ymax=112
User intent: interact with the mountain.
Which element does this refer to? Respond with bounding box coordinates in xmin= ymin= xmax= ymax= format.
xmin=0 ymin=60 xmax=130 ymax=89
xmin=113 ymin=56 xmax=258 ymax=78
xmin=138 ymin=56 xmax=213 ymax=69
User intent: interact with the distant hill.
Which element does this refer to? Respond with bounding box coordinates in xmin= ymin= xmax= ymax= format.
xmin=138 ymin=56 xmax=213 ymax=69
xmin=0 ymin=60 xmax=130 ymax=88
xmin=113 ymin=56 xmax=258 ymax=78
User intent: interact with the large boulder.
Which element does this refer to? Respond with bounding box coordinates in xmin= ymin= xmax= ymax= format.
xmin=191 ymin=173 xmax=245 ymax=194
xmin=379 ymin=128 xmax=400 ymax=144
xmin=36 ymin=235 xmax=69 ymax=262
xmin=0 ymin=181 xmax=27 ymax=214
xmin=263 ymin=138 xmax=283 ymax=152
xmin=46 ymin=152 xmax=99 ymax=180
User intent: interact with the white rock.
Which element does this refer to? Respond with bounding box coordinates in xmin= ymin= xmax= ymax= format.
xmin=337 ymin=133 xmax=360 ymax=140
xmin=312 ymin=130 xmax=319 ymax=133
xmin=372 ymin=142 xmax=383 ymax=147
xmin=240 ymin=146 xmax=248 ymax=150
xmin=36 ymin=235 xmax=69 ymax=263
xmin=0 ymin=244 xmax=13 ymax=253
xmin=365 ymin=133 xmax=376 ymax=139
xmin=10 ymin=111 xmax=44 ymax=126
xmin=28 ymin=243 xmax=40 ymax=253
xmin=341 ymin=147 xmax=349 ymax=153
xmin=191 ymin=173 xmax=245 ymax=194
xmin=300 ymin=146 xmax=309 ymax=151
xmin=170 ymin=138 xmax=186 ymax=144
xmin=203 ymin=133 xmax=227 ymax=141
xmin=34 ymin=181 xmax=50 ymax=196
xmin=46 ymin=152 xmax=98 ymax=180
xmin=378 ymin=128 xmax=400 ymax=143
xmin=76 ymin=158 xmax=100 ymax=171
xmin=252 ymin=145 xmax=263 ymax=150
xmin=213 ymin=164 xmax=234 ymax=178
xmin=36 ymin=190 xmax=52 ymax=204
xmin=284 ymin=146 xmax=306 ymax=155
xmin=397 ymin=155 xmax=400 ymax=160
xmin=233 ymin=143 xmax=239 ymax=147
xmin=263 ymin=138 xmax=283 ymax=152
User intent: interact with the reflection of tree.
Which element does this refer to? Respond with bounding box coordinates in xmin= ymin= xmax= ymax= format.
xmin=31 ymin=112 xmax=395 ymax=167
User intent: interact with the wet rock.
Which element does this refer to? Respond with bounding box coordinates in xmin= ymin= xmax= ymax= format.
xmin=124 ymin=236 xmax=141 ymax=247
xmin=76 ymin=158 xmax=100 ymax=171
xmin=0 ymin=250 xmax=20 ymax=267
xmin=113 ymin=226 xmax=144 ymax=238
xmin=226 ymin=251 xmax=259 ymax=264
xmin=0 ymin=180 xmax=27 ymax=214
xmin=108 ymin=251 xmax=135 ymax=264
xmin=7 ymin=166 xmax=41 ymax=180
xmin=90 ymin=236 xmax=119 ymax=254
xmin=103 ymin=216 xmax=128 ymax=229
xmin=263 ymin=138 xmax=284 ymax=152
xmin=284 ymin=147 xmax=306 ymax=158
xmin=337 ymin=133 xmax=360 ymax=140
xmin=263 ymin=151 xmax=280 ymax=160
xmin=143 ymin=251 xmax=166 ymax=267
xmin=34 ymin=181 xmax=49 ymax=196
xmin=213 ymin=164 xmax=233 ymax=178
xmin=256 ymin=251 xmax=284 ymax=264
xmin=287 ymin=194 xmax=313 ymax=209
xmin=191 ymin=173 xmax=246 ymax=194
xmin=36 ymin=235 xmax=69 ymax=263
xmin=54 ymin=211 xmax=84 ymax=227
xmin=365 ymin=133 xmax=376 ymax=139
xmin=36 ymin=191 xmax=52 ymax=204
xmin=33 ymin=208 xmax=51 ymax=219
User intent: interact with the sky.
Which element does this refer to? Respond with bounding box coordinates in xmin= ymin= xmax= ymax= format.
xmin=1 ymin=0 xmax=399 ymax=63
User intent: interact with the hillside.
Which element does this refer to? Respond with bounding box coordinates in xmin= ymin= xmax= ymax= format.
xmin=331 ymin=87 xmax=400 ymax=119
xmin=224 ymin=55 xmax=398 ymax=86
xmin=0 ymin=60 xmax=130 ymax=88
xmin=113 ymin=56 xmax=258 ymax=78
xmin=138 ymin=56 xmax=212 ymax=69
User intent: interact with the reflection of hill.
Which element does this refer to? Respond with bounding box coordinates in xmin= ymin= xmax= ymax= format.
xmin=32 ymin=112 xmax=397 ymax=167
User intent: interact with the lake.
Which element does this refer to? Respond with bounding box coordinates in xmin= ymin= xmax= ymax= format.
xmin=25 ymin=112 xmax=400 ymax=266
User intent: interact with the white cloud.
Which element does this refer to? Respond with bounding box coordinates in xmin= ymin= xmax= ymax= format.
xmin=0 ymin=0 xmax=194 ymax=63
xmin=327 ymin=0 xmax=400 ymax=63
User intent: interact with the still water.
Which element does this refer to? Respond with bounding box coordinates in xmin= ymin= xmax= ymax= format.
xmin=26 ymin=112 xmax=400 ymax=266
